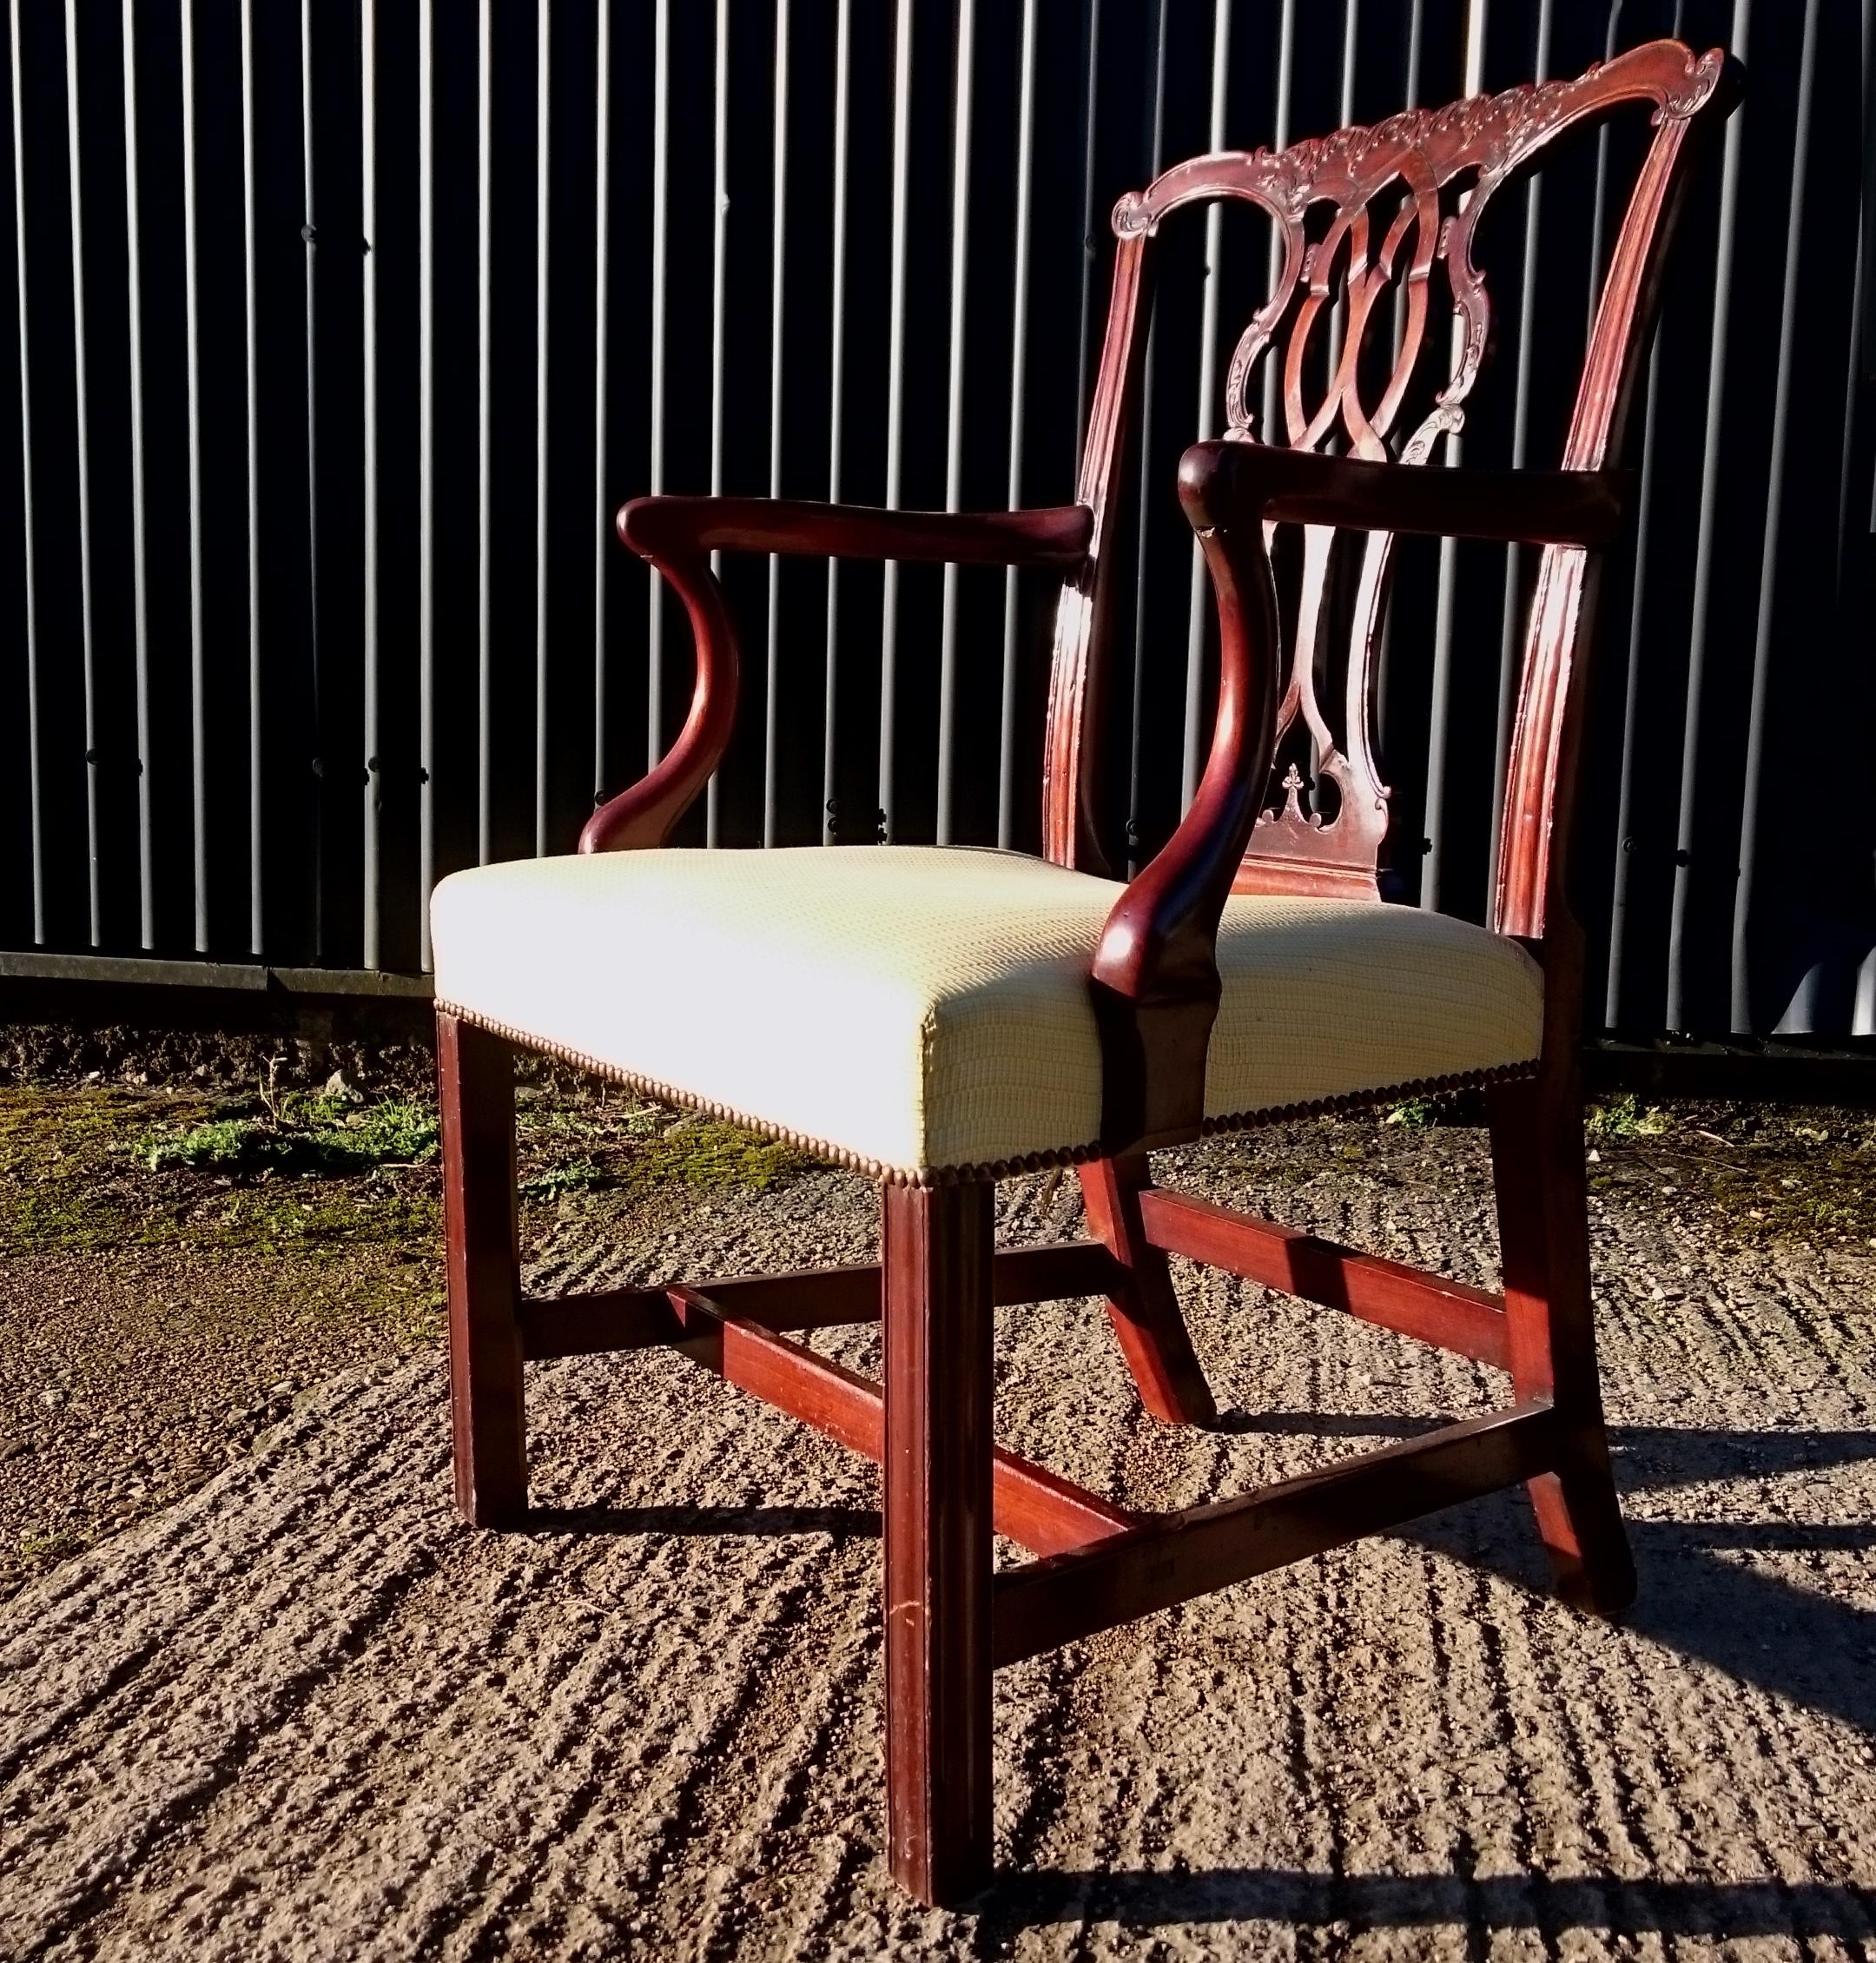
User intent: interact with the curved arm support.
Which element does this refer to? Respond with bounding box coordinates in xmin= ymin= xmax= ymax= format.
xmin=620 ymin=494 xmax=1093 ymax=568
xmin=578 ymin=544 xmax=739 ymax=854
xmin=1091 ymin=471 xmax=1282 ymax=1153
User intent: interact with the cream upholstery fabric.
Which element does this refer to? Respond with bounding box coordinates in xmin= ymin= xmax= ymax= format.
xmin=431 ymin=846 xmax=1542 ymax=1178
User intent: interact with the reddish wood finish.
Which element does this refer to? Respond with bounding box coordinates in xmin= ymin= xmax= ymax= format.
xmin=515 ymin=1239 xmax=1124 ymax=1360
xmin=882 ymin=1181 xmax=995 ymax=1907
xmin=1136 ymin=1186 xmax=1510 ymax=1372
xmin=438 ymin=1013 xmax=527 ymax=1527
xmin=993 ymin=1401 xmax=1561 ymax=1667
xmin=1078 ymin=1157 xmax=1218 ymax=1427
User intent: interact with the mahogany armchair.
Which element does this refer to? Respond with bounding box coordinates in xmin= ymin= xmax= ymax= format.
xmin=429 ymin=42 xmax=1737 ymax=1907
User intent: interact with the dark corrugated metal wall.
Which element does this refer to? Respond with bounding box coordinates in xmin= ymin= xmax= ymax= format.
xmin=3 ymin=1 xmax=1873 ymax=1037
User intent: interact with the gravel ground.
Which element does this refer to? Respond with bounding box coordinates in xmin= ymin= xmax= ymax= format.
xmin=2 ymin=1102 xmax=1874 ymax=1960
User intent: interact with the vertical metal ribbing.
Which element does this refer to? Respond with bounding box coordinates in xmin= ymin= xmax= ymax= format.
xmin=822 ymin=0 xmax=850 ymax=845
xmin=1324 ymin=0 xmax=1358 ymax=381
xmin=533 ymin=0 xmax=551 ymax=856
xmin=182 ymin=0 xmax=208 ymax=950
xmin=1602 ymin=330 xmax=1664 ymax=1028
xmin=996 ymin=0 xmax=1037 ymax=849
xmin=1259 ymin=1 xmax=1296 ymax=444
xmin=877 ymin=0 xmax=914 ymax=844
xmin=1072 ymin=0 xmax=1101 ymax=460
xmin=935 ymin=0 xmax=975 ymax=847
xmin=1838 ymin=0 xmax=1873 ymax=604
xmin=299 ymin=0 xmax=321 ymax=955
xmin=418 ymin=0 xmax=435 ymax=967
xmin=9 ymin=0 xmax=43 ymax=942
xmin=1730 ymin=0 xmax=1818 ymax=1032
xmin=1666 ymin=0 xmax=1748 ymax=1029
xmin=68 ymin=0 xmax=102 ymax=938
xmin=1582 ymin=3 xmax=1627 ymax=339
xmin=360 ymin=0 xmax=380 ymax=959
xmin=1179 ymin=0 xmax=1231 ymax=815
xmin=1419 ymin=0 xmax=1487 ymax=917
xmin=117 ymin=0 xmax=149 ymax=947
xmin=592 ymin=0 xmax=613 ymax=808
xmin=476 ymin=0 xmax=492 ymax=865
xmin=1124 ymin=0 xmax=1167 ymax=874
xmin=241 ymin=0 xmax=261 ymax=954
xmin=642 ymin=0 xmax=664 ymax=777
xmin=763 ymin=0 xmax=790 ymax=849
xmin=1484 ymin=0 xmax=1551 ymax=903
xmin=704 ymin=0 xmax=729 ymax=848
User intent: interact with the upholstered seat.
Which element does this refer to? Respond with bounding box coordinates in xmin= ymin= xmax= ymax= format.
xmin=431 ymin=844 xmax=1542 ymax=1180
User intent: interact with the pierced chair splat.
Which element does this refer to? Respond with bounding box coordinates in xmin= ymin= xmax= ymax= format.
xmin=429 ymin=39 xmax=1738 ymax=1909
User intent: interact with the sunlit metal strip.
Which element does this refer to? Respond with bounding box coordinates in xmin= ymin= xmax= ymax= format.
xmin=10 ymin=0 xmax=43 ymax=942
xmin=1259 ymin=0 xmax=1297 ymax=446
xmin=241 ymin=0 xmax=261 ymax=954
xmin=592 ymin=0 xmax=614 ymax=808
xmin=997 ymin=0 xmax=1038 ymax=850
xmin=877 ymin=0 xmax=914 ymax=843
xmin=822 ymin=0 xmax=850 ymax=845
xmin=1667 ymin=0 xmax=1750 ymax=1029
xmin=1731 ymin=0 xmax=1818 ymax=1031
xmin=935 ymin=0 xmax=976 ymax=846
xmin=69 ymin=0 xmax=101 ymax=942
xmin=1073 ymin=0 xmax=1100 ymax=460
xmin=361 ymin=0 xmax=381 ymax=959
xmin=476 ymin=0 xmax=492 ymax=866
xmin=643 ymin=0 xmax=666 ymax=775
xmin=1180 ymin=0 xmax=1232 ymax=815
xmin=299 ymin=0 xmax=322 ymax=955
xmin=533 ymin=0 xmax=552 ymax=856
xmin=182 ymin=0 xmax=210 ymax=951
xmin=763 ymin=0 xmax=791 ymax=849
xmin=1485 ymin=0 xmax=1552 ymax=903
xmin=115 ymin=0 xmax=148 ymax=945
xmin=418 ymin=0 xmax=436 ymax=968
xmin=1125 ymin=0 xmax=1168 ymax=875
xmin=1420 ymin=0 xmax=1488 ymax=916
xmin=704 ymin=0 xmax=730 ymax=847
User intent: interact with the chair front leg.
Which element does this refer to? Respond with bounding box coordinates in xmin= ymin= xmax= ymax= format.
xmin=439 ymin=1011 xmax=528 ymax=1528
xmin=1488 ymin=1073 xmax=1635 ymax=1617
xmin=882 ymin=1180 xmax=995 ymax=1907
xmin=1080 ymin=1156 xmax=1218 ymax=1428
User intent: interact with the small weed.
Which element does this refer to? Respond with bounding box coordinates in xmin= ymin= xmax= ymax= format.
xmin=1586 ymin=1094 xmax=1670 ymax=1143
xmin=141 ymin=1096 xmax=438 ymax=1177
xmin=519 ymin=1160 xmax=613 ymax=1200
xmin=1384 ymin=1097 xmax=1441 ymax=1129
xmin=18 ymin=1528 xmax=82 ymax=1563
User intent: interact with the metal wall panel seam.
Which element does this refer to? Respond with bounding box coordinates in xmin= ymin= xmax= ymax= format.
xmin=643 ymin=0 xmax=665 ymax=776
xmin=182 ymin=0 xmax=209 ymax=951
xmin=1666 ymin=0 xmax=1748 ymax=1030
xmin=114 ymin=0 xmax=149 ymax=944
xmin=821 ymin=0 xmax=849 ymax=846
xmin=1324 ymin=0 xmax=1359 ymax=383
xmin=704 ymin=0 xmax=728 ymax=849
xmin=299 ymin=0 xmax=322 ymax=956
xmin=10 ymin=0 xmax=44 ymax=942
xmin=476 ymin=0 xmax=492 ymax=867
xmin=1072 ymin=0 xmax=1100 ymax=463
xmin=241 ymin=0 xmax=261 ymax=954
xmin=877 ymin=0 xmax=914 ymax=844
xmin=1260 ymin=1 xmax=1296 ymax=446
xmin=1484 ymin=0 xmax=1552 ymax=906
xmin=1853 ymin=0 xmax=1874 ymax=1039
xmin=69 ymin=1 xmax=105 ymax=942
xmin=361 ymin=0 xmax=381 ymax=960
xmin=763 ymin=0 xmax=790 ymax=849
xmin=534 ymin=0 xmax=552 ymax=856
xmin=1179 ymin=0 xmax=1232 ymax=816
xmin=418 ymin=0 xmax=435 ymax=967
xmin=996 ymin=0 xmax=1037 ymax=850
xmin=935 ymin=0 xmax=975 ymax=847
xmin=592 ymin=0 xmax=613 ymax=807
xmin=1124 ymin=0 xmax=1167 ymax=876
xmin=1731 ymin=0 xmax=1820 ymax=1032
xmin=1420 ymin=0 xmax=1489 ymax=916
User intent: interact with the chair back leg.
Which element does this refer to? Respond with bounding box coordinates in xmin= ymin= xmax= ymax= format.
xmin=882 ymin=1180 xmax=995 ymax=1906
xmin=439 ymin=1011 xmax=529 ymax=1527
xmin=1487 ymin=1073 xmax=1636 ymax=1616
xmin=1080 ymin=1156 xmax=1219 ymax=1428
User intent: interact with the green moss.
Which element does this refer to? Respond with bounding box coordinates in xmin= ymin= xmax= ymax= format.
xmin=631 ymin=1116 xmax=817 ymax=1191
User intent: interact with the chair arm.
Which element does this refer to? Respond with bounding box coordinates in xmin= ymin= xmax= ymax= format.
xmin=1177 ymin=440 xmax=1628 ymax=548
xmin=581 ymin=497 xmax=1094 ymax=853
xmin=618 ymin=495 xmax=1093 ymax=567
xmin=1088 ymin=472 xmax=1282 ymax=1153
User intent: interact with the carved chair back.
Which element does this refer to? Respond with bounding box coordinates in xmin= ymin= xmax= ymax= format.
xmin=1041 ymin=38 xmax=1732 ymax=943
